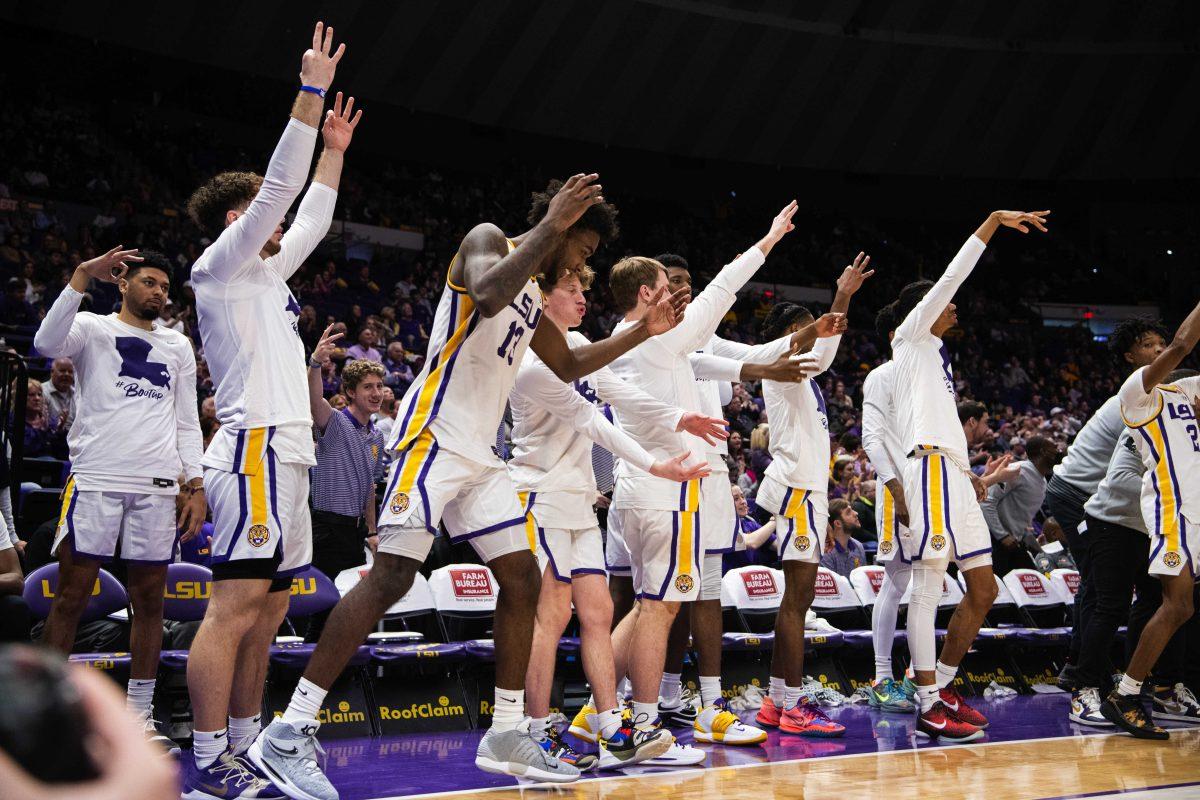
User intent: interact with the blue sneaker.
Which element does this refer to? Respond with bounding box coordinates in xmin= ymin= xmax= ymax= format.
xmin=538 ymin=725 xmax=598 ymax=770
xmin=181 ymin=752 xmax=285 ymax=799
xmin=869 ymin=678 xmax=916 ymax=714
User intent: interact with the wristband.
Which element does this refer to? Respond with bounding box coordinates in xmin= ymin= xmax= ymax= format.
xmin=310 ymin=358 xmax=324 ymax=369
xmin=300 ymin=85 xmax=326 ymax=98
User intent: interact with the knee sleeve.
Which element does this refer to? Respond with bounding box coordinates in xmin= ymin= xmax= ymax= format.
xmin=905 ymin=563 xmax=945 ymax=673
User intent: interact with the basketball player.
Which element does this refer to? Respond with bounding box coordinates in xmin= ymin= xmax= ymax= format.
xmin=603 ymin=201 xmax=845 ymax=762
xmin=181 ymin=23 xmax=357 ymax=800
xmin=893 ymin=209 xmax=1049 ymax=742
xmin=752 ymin=253 xmax=873 ymax=737
xmin=858 ymin=302 xmax=915 ymax=713
xmin=253 ymin=173 xmax=688 ymax=795
xmin=649 ymin=253 xmax=831 ymax=739
xmin=34 ymin=248 xmax=205 ymax=748
xmin=1100 ymin=296 xmax=1200 ymax=739
xmin=512 ymin=260 xmax=722 ymax=770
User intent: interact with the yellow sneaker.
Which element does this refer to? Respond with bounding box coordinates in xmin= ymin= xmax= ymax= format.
xmin=693 ymin=699 xmax=767 ymax=745
xmin=569 ymin=705 xmax=598 ymax=743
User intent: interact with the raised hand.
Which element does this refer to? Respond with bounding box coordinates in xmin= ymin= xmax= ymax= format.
xmin=301 ymin=21 xmax=346 ymax=91
xmin=676 ymin=412 xmax=729 ymax=446
xmin=77 ymin=245 xmax=142 ymax=284
xmin=994 ymin=210 xmax=1050 ymax=234
xmin=543 ymin=173 xmax=603 ymax=233
xmin=836 ymin=251 xmax=875 ymax=295
xmin=312 ymin=323 xmax=345 ymax=364
xmin=757 ymin=200 xmax=798 ymax=256
xmin=641 ymin=285 xmax=682 ymax=336
xmin=760 ymin=352 xmax=820 ymax=383
xmin=649 ymin=453 xmax=712 ymax=483
xmin=322 ymin=92 xmax=363 ymax=152
xmin=813 ymin=312 xmax=848 ymax=338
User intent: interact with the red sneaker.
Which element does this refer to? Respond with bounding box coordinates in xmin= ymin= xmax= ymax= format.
xmin=916 ymin=701 xmax=984 ymax=742
xmin=779 ymin=702 xmax=845 ymax=738
xmin=939 ymin=687 xmax=989 ymax=729
xmin=755 ymin=696 xmax=782 ymax=728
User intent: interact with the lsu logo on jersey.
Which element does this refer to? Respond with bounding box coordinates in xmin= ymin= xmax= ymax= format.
xmin=674 ymin=575 xmax=695 ymax=594
xmin=114 ymin=336 xmax=170 ymax=398
xmin=879 ymin=540 xmax=893 ymax=555
xmin=247 ymin=524 xmax=271 ymax=548
xmin=930 ymin=534 xmax=947 ymax=551
xmin=795 ymin=534 xmax=811 ymax=551
xmin=390 ymin=492 xmax=410 ymax=515
xmin=1164 ymin=551 xmax=1182 ymax=569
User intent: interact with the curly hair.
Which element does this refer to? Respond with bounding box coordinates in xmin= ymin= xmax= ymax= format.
xmin=654 ymin=253 xmax=689 ymax=271
xmin=527 ymin=179 xmax=620 ymax=243
xmin=126 ymin=249 xmax=172 ymax=282
xmin=186 ymin=172 xmax=263 ymax=237
xmin=893 ymin=279 xmax=935 ymax=326
xmin=760 ymin=302 xmax=812 ymax=341
xmin=341 ymin=359 xmax=386 ymax=393
xmin=1110 ymin=317 xmax=1170 ymax=360
xmin=875 ymin=301 xmax=897 ymax=343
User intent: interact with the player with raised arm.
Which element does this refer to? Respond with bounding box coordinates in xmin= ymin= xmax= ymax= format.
xmin=892 ymin=209 xmax=1049 ymax=743
xmin=34 ymin=247 xmax=205 ymax=750
xmin=511 ymin=260 xmax=723 ymax=770
xmin=752 ymin=253 xmax=873 ymax=737
xmin=1100 ymin=296 xmax=1200 ymax=739
xmin=254 ymin=177 xmax=687 ymax=796
xmin=182 ymin=22 xmax=358 ymax=800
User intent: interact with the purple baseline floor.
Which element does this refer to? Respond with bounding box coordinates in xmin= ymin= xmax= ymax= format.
xmin=311 ymin=693 xmax=1196 ymax=800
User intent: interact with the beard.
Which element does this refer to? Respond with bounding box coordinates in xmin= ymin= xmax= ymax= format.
xmin=262 ymin=239 xmax=282 ymax=257
xmin=128 ymin=300 xmax=159 ymax=321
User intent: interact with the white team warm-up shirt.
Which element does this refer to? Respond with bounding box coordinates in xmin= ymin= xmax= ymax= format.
xmin=33 ymin=287 xmax=203 ymax=494
xmin=508 ymin=330 xmax=685 ymax=528
xmin=192 ymin=117 xmax=337 ymax=472
xmin=892 ymin=235 xmax=987 ymax=470
xmin=861 ymin=360 xmax=907 ymax=486
xmin=1119 ymin=367 xmax=1200 ymax=536
xmin=611 ymin=247 xmax=766 ymax=511
xmin=762 ymin=335 xmax=840 ymax=491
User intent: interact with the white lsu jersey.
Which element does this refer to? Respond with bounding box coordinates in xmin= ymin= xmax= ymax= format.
xmin=1120 ymin=368 xmax=1200 ymax=543
xmin=892 ymin=235 xmax=987 ymax=470
xmin=389 ymin=240 xmax=543 ymax=466
xmin=761 ymin=335 xmax=840 ymax=491
xmin=860 ymin=360 xmax=907 ymax=486
xmin=32 ymin=287 xmax=203 ymax=494
xmin=192 ymin=117 xmax=337 ymax=473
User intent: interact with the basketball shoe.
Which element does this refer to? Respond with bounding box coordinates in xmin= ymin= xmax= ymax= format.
xmin=915 ymin=701 xmax=984 ymax=742
xmin=755 ymin=696 xmax=782 ymax=728
xmin=868 ymin=678 xmax=915 ymax=714
xmin=939 ymin=687 xmax=988 ymax=729
xmin=694 ymin=699 xmax=767 ymax=745
xmin=1101 ymin=690 xmax=1169 ymax=740
xmin=779 ymin=701 xmax=845 ymax=737
xmin=181 ymin=751 xmax=286 ymax=799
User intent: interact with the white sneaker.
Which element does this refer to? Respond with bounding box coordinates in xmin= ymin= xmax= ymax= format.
xmin=1153 ymin=683 xmax=1200 ymax=723
xmin=1069 ymin=688 xmax=1113 ymax=727
xmin=646 ymin=739 xmax=706 ymax=767
xmin=693 ymin=701 xmax=767 ymax=745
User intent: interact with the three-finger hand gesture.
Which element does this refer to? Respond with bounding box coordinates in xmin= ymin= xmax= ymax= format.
xmin=78 ymin=245 xmax=142 ymax=284
xmin=301 ymin=21 xmax=346 ymax=91
xmin=766 ymin=200 xmax=798 ymax=245
xmin=322 ymin=92 xmax=363 ymax=152
xmin=994 ymin=210 xmax=1050 ymax=234
xmin=836 ymin=251 xmax=875 ymax=295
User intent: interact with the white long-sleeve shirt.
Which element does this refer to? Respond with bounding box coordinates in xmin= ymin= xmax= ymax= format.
xmin=692 ymin=334 xmax=795 ymax=462
xmin=892 ymin=235 xmax=986 ymax=469
xmin=861 ymin=360 xmax=906 ymax=486
xmin=192 ymin=118 xmax=337 ymax=472
xmin=509 ymin=330 xmax=686 ymax=527
xmin=612 ymin=247 xmax=766 ymax=511
xmin=761 ymin=334 xmax=841 ymax=491
xmin=32 ymin=286 xmax=203 ymax=494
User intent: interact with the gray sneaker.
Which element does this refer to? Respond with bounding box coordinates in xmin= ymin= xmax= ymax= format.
xmin=246 ymin=718 xmax=338 ymax=800
xmin=474 ymin=727 xmax=581 ymax=783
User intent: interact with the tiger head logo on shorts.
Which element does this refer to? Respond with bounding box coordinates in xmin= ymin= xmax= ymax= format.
xmin=1164 ymin=551 xmax=1182 ymax=569
xmin=930 ymin=534 xmax=947 ymax=552
xmin=879 ymin=540 xmax=893 ymax=555
xmin=247 ymin=524 xmax=270 ymax=548
xmin=390 ymin=491 xmax=410 ymax=515
xmin=674 ymin=575 xmax=695 ymax=594
xmin=795 ymin=534 xmax=811 ymax=552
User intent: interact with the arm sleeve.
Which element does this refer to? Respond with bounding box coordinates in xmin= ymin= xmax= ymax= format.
xmin=173 ymin=348 xmax=204 ymax=483
xmin=1118 ymin=367 xmax=1161 ymax=426
xmin=655 ymin=248 xmax=766 ymax=355
xmin=981 ymin=477 xmax=1019 ymax=542
xmin=516 ymin=364 xmax=657 ymax=473
xmin=193 ymin=118 xmax=319 ymax=284
xmin=266 ymin=182 xmax=338 ymax=280
xmin=808 ymin=334 xmax=843 ymax=377
xmin=689 ymin=352 xmax=743 ymax=382
xmin=860 ymin=372 xmax=897 ymax=485
xmin=719 ymin=382 xmax=734 ymax=406
xmin=711 ymin=333 xmax=793 ymax=365
xmin=895 ymin=235 xmax=986 ymax=343
xmin=592 ymin=365 xmax=683 ymax=435
xmin=32 ymin=287 xmax=89 ymax=359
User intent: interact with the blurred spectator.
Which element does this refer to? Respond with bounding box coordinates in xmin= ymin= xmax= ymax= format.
xmin=0 ymin=277 xmax=37 ymax=326
xmin=381 ymin=341 xmax=414 ymax=393
xmin=852 ymin=479 xmax=878 ymax=542
xmin=820 ymin=498 xmax=867 ymax=577
xmin=21 ymin=379 xmax=66 ymax=458
xmin=44 ymin=357 xmax=75 ymax=432
xmin=346 ymin=326 xmax=382 ymax=363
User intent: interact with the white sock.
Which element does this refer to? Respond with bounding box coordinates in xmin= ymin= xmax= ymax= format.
xmin=784 ymin=685 xmax=802 ymax=710
xmin=228 ymin=714 xmax=262 ymax=755
xmin=491 ymin=688 xmax=524 ymax=732
xmin=283 ymin=678 xmax=327 ymax=724
xmin=192 ymin=729 xmax=228 ymax=769
xmin=874 ymin=657 xmax=893 ymax=685
xmin=1117 ymin=674 xmax=1143 ymax=698
xmin=585 ymin=693 xmax=596 ymax=710
xmin=699 ymin=676 xmax=722 ymax=708
xmin=660 ymin=672 xmax=682 ymax=705
xmin=596 ymin=707 xmax=622 ymax=740
xmin=769 ymin=676 xmax=786 ymax=705
xmin=935 ymin=661 xmax=958 ymax=690
xmin=632 ymin=701 xmax=658 ymax=730
xmin=528 ymin=715 xmax=551 ymax=738
xmin=916 ymin=684 xmax=939 ymax=714
xmin=126 ymin=678 xmax=155 ymax=718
